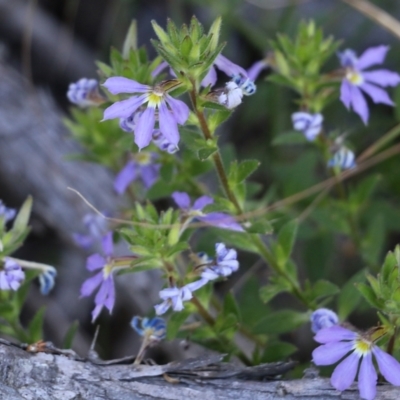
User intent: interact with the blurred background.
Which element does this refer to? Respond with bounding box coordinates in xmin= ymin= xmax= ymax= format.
xmin=0 ymin=0 xmax=400 ymax=367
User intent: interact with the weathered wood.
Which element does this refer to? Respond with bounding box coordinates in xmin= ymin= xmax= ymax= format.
xmin=0 ymin=342 xmax=398 ymax=400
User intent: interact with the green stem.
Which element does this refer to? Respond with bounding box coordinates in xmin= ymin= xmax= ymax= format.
xmin=189 ymin=85 xmax=314 ymax=309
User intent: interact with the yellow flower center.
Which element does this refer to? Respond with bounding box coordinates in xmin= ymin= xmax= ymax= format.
xmin=353 ymin=338 xmax=372 ymax=356
xmin=346 ymin=69 xmax=364 ymax=85
xmin=135 ymin=152 xmax=152 ymax=165
xmin=147 ymin=88 xmax=164 ymax=108
xmin=103 ymin=261 xmax=113 ymax=278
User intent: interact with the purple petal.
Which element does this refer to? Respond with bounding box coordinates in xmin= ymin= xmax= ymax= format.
xmin=185 ymin=278 xmax=209 ymax=292
xmin=135 ymin=107 xmax=156 ymax=150
xmin=102 ymin=232 xmax=114 ymax=256
xmin=373 ymin=346 xmax=400 ymax=386
xmin=154 ymin=300 xmax=170 ymax=315
xmin=102 ymin=276 xmax=115 ymax=312
xmin=314 ymin=326 xmax=357 ymax=344
xmin=86 ymin=253 xmax=106 ymax=271
xmin=72 ymin=233 xmax=93 ymax=249
xmin=114 ymin=161 xmax=137 ymax=195
xmin=312 ymin=341 xmax=354 ymax=365
xmin=152 ymin=61 xmax=169 ymax=78
xmin=356 ymin=45 xmax=389 ymax=70
xmin=91 ymin=304 xmax=103 ymax=322
xmin=159 ymin=287 xmax=181 ymax=300
xmin=159 ymin=102 xmax=180 ymax=146
xmin=80 ymin=271 xmax=103 ymax=297
xmin=172 ymin=191 xmax=191 ymax=209
xmin=103 ymin=94 xmax=148 ymax=120
xmin=200 ymin=212 xmax=244 ymax=232
xmin=192 ymin=195 xmax=213 ymax=211
xmin=340 ymin=80 xmax=352 ymax=109
xmin=360 ymin=82 xmax=394 ymax=106
xmin=102 ymin=77 xmax=149 ymax=94
xmin=330 ymin=351 xmax=360 ymax=391
xmin=165 ymin=95 xmax=190 ymax=125
xmin=363 ymin=70 xmax=400 ymax=87
xmin=358 ymin=352 xmax=377 ymax=400
xmin=247 ymin=60 xmax=268 ymax=81
xmin=215 ymin=54 xmax=247 ymax=77
xmin=201 ymin=66 xmax=218 ymax=87
xmin=349 ymin=85 xmax=369 ymax=124
xmin=140 ymin=164 xmax=160 ymax=189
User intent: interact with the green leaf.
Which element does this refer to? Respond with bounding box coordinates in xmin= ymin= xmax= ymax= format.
xmin=259 ymin=281 xmax=289 ymax=303
xmin=62 ymin=320 xmax=79 ymax=349
xmin=236 ymin=160 xmax=260 ymax=183
xmin=198 ymin=147 xmax=217 ymax=161
xmin=223 ymin=292 xmax=241 ymax=323
xmin=253 ymin=309 xmax=309 ymax=335
xmin=212 ymin=230 xmax=258 ymax=253
xmin=261 ymin=340 xmax=297 ymax=363
xmin=246 ymin=218 xmax=273 ymax=234
xmin=337 ymin=269 xmax=366 ymax=320
xmin=28 ymin=307 xmax=46 ymax=342
xmin=11 ymin=196 xmax=32 ymax=241
xmin=310 ymin=280 xmax=339 ymax=301
xmin=277 ymin=219 xmax=298 ymax=261
xmin=167 ymin=309 xmax=191 ymax=339
xmin=355 ymin=283 xmax=383 ymax=309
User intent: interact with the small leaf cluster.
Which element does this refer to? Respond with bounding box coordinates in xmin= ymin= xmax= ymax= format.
xmin=269 ymin=20 xmax=341 ymax=111
xmin=151 ymin=16 xmax=224 ymax=86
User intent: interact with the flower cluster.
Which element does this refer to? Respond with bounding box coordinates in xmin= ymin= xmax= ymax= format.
xmin=154 ymin=243 xmax=239 ymax=315
xmin=0 ymin=258 xmax=25 ymax=291
xmin=312 ymin=325 xmax=400 ymax=400
xmin=102 ymin=78 xmax=190 ymax=150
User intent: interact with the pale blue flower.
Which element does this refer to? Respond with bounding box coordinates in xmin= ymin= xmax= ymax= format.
xmin=328 ymin=147 xmax=356 ymax=170
xmin=292 ymin=112 xmax=323 ymax=141
xmin=310 ymin=308 xmax=339 ymax=333
xmin=67 ymin=78 xmax=104 ymax=107
xmin=131 ymin=316 xmax=166 ymax=341
xmin=0 ymin=258 xmax=25 ymax=291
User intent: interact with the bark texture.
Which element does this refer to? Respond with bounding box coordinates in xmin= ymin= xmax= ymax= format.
xmin=0 ymin=342 xmax=399 ymax=400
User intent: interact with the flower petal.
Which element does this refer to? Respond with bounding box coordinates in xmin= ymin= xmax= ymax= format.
xmin=340 ymin=80 xmax=352 ymax=109
xmin=102 ymin=77 xmax=149 ymax=94
xmin=312 ymin=341 xmax=354 ymax=365
xmin=103 ymin=276 xmax=115 ymax=312
xmin=135 ymin=107 xmax=156 ymax=150
xmin=114 ymin=161 xmax=137 ymax=195
xmin=152 ymin=61 xmax=169 ymax=78
xmin=201 ymin=66 xmax=218 ymax=87
xmin=103 ymin=94 xmax=148 ymax=120
xmin=172 ymin=192 xmax=191 ymax=209
xmin=193 ymin=195 xmax=213 ymax=211
xmin=154 ymin=300 xmax=170 ymax=315
xmin=140 ymin=164 xmax=160 ymax=189
xmin=200 ymin=212 xmax=244 ymax=232
xmin=331 ymin=351 xmax=360 ymax=391
xmin=159 ymin=102 xmax=180 ymax=146
xmin=314 ymin=326 xmax=357 ymax=344
xmin=358 ymin=352 xmax=377 ymax=400
xmin=363 ymin=70 xmax=400 ymax=87
xmin=102 ymin=232 xmax=114 ymax=256
xmin=165 ymin=95 xmax=190 ymax=125
xmin=349 ymin=85 xmax=369 ymax=124
xmin=356 ymin=45 xmax=389 ymax=70
xmin=373 ymin=346 xmax=400 ymax=386
xmin=247 ymin=60 xmax=268 ymax=81
xmin=360 ymin=82 xmax=394 ymax=106
xmin=86 ymin=254 xmax=106 ymax=271
xmin=80 ymin=271 xmax=103 ymax=297
xmin=91 ymin=304 xmax=103 ymax=322
xmin=215 ymin=54 xmax=247 ymax=78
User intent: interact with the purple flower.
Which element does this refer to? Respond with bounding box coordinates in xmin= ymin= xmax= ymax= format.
xmin=154 ymin=285 xmax=197 ymax=315
xmin=189 ymin=243 xmax=240 ymax=291
xmin=339 ymin=46 xmax=400 ymax=124
xmin=292 ymin=112 xmax=323 ymax=141
xmin=73 ymin=213 xmax=109 ymax=249
xmin=328 ymin=147 xmax=356 ymax=170
xmin=0 ymin=201 xmax=16 ymax=223
xmin=152 ymin=130 xmax=179 ymax=154
xmin=172 ymin=191 xmax=243 ymax=232
xmin=102 ymin=77 xmax=190 ymax=150
xmin=312 ymin=326 xmax=400 ymax=400
xmin=310 ymin=308 xmax=339 ymax=333
xmin=80 ymin=232 xmax=116 ymax=322
xmin=67 ymin=78 xmax=104 ymax=107
xmin=114 ymin=153 xmax=160 ymax=195
xmin=131 ymin=316 xmax=166 ymax=341
xmin=0 ymin=258 xmax=25 ymax=291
